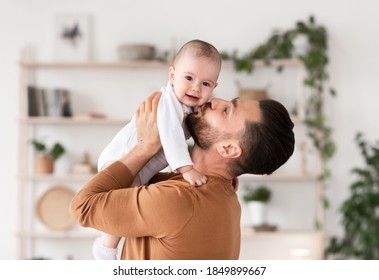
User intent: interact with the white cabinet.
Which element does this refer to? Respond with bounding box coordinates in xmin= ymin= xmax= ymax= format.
xmin=17 ymin=59 xmax=324 ymax=259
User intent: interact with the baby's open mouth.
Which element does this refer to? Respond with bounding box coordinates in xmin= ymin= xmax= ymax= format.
xmin=186 ymin=94 xmax=200 ymax=102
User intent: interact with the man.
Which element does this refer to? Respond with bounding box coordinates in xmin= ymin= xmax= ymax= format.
xmin=70 ymin=92 xmax=295 ymax=260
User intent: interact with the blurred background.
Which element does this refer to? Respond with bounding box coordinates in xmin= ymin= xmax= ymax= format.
xmin=1 ymin=0 xmax=378 ymax=260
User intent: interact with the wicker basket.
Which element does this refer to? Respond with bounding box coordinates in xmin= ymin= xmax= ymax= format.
xmin=118 ymin=44 xmax=156 ymax=61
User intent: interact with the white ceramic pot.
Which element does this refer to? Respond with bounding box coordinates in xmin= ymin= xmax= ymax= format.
xmin=246 ymin=201 xmax=266 ymax=226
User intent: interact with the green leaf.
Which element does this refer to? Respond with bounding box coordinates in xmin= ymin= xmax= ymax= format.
xmin=31 ymin=140 xmax=46 ymax=153
xmin=50 ymin=143 xmax=65 ymax=159
xmin=322 ymin=196 xmax=330 ymax=209
xmin=309 ymin=15 xmax=315 ymax=24
xmin=329 ymin=88 xmax=337 ymax=97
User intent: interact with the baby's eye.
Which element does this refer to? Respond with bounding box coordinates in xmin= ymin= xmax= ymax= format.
xmin=185 ymin=76 xmax=193 ymax=81
xmin=202 ymin=82 xmax=210 ymax=87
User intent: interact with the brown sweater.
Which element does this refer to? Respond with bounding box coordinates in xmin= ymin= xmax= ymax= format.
xmin=70 ymin=161 xmax=241 ymax=259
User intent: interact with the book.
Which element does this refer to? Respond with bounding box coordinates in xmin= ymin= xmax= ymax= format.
xmin=27 ymin=86 xmax=39 ymax=116
xmin=36 ymin=88 xmax=48 ymax=116
xmin=46 ymin=88 xmax=72 ymax=117
xmin=27 ymin=86 xmax=51 ymax=117
xmin=72 ymin=112 xmax=105 ymax=120
xmin=56 ymin=89 xmax=72 ymax=117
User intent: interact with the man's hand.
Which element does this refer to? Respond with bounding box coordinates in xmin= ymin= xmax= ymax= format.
xmin=119 ymin=91 xmax=162 ymax=177
xmin=135 ymin=91 xmax=162 ymax=155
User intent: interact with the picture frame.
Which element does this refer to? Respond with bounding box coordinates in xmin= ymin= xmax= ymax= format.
xmin=54 ymin=14 xmax=92 ymax=62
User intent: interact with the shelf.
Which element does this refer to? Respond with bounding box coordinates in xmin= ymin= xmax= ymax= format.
xmin=222 ymin=58 xmax=302 ymax=69
xmin=19 ymin=228 xmax=321 ymax=240
xmin=18 ymin=231 xmax=98 ymax=239
xmin=22 ymin=173 xmax=317 ymax=184
xmin=241 ymin=227 xmax=323 ymax=237
xmin=19 ymin=58 xmax=301 ymax=70
xmin=23 ymin=116 xmax=302 ymax=125
xmin=19 ymin=60 xmax=169 ymax=69
xmin=21 ymin=117 xmax=128 ymax=125
xmin=239 ymin=174 xmax=318 ymax=183
xmin=20 ymin=174 xmax=94 ymax=183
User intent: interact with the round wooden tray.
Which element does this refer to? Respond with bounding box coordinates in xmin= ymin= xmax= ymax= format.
xmin=36 ymin=186 xmax=75 ymax=230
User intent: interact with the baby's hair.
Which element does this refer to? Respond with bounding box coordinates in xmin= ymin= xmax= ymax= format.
xmin=174 ymin=39 xmax=221 ymax=67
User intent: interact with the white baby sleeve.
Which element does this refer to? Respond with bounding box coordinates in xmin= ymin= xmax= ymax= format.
xmin=157 ymin=84 xmax=193 ymax=172
xmin=97 ymin=117 xmax=138 ymax=171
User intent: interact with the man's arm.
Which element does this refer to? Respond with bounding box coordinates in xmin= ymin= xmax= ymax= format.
xmin=70 ymin=161 xmax=193 ymax=237
xmin=70 ymin=92 xmax=171 ymax=235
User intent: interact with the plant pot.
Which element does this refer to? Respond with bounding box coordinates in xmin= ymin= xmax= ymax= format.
xmin=35 ymin=155 xmax=54 ymax=174
xmin=246 ymin=201 xmax=266 ymax=226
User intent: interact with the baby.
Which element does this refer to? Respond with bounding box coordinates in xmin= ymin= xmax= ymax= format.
xmin=93 ymin=39 xmax=222 ymax=259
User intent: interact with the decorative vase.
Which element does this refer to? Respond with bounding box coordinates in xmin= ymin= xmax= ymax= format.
xmin=35 ymin=155 xmax=54 ymax=174
xmin=239 ymin=88 xmax=268 ymax=101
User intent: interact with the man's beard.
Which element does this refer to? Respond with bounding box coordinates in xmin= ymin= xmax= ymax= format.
xmin=186 ymin=104 xmax=229 ymax=150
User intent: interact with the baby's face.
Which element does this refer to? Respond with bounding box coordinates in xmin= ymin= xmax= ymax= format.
xmin=169 ymin=53 xmax=220 ymax=107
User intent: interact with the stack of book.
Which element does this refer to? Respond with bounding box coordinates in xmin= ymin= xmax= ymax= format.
xmin=27 ymin=86 xmax=72 ymax=117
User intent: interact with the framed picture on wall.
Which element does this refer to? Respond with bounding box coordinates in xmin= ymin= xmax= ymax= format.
xmin=54 ymin=14 xmax=92 ymax=62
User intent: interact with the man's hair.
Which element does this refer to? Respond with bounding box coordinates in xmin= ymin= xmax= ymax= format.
xmin=174 ymin=39 xmax=221 ymax=67
xmin=228 ymin=99 xmax=295 ymax=177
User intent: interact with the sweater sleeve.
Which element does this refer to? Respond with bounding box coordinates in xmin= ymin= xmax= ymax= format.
xmin=157 ymin=83 xmax=193 ymax=171
xmin=70 ymin=161 xmax=194 ymax=238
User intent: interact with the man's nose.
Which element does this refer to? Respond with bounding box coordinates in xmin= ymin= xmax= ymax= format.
xmin=210 ymin=98 xmax=227 ymax=109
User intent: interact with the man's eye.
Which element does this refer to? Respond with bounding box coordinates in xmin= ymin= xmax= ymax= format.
xmin=203 ymin=82 xmax=210 ymax=87
xmin=185 ymin=76 xmax=193 ymax=81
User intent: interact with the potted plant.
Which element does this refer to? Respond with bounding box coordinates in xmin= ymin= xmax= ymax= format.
xmin=326 ymin=133 xmax=379 ymax=259
xmin=243 ymin=185 xmax=272 ymax=226
xmin=30 ymin=139 xmax=65 ymax=174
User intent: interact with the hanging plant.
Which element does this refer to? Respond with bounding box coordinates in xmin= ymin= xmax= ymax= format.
xmin=221 ymin=15 xmax=337 ymax=229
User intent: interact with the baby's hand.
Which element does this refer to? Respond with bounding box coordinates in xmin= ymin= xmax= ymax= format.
xmin=182 ymin=168 xmax=207 ymax=186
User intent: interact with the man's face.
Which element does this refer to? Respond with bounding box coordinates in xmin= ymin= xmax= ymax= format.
xmin=186 ymin=98 xmax=262 ymax=149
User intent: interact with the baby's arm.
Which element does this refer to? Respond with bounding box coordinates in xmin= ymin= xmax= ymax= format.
xmin=178 ymin=165 xmax=207 ymax=186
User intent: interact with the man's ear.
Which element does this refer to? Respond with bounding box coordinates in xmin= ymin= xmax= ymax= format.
xmin=216 ymin=141 xmax=242 ymax=159
xmin=169 ymin=66 xmax=175 ymax=84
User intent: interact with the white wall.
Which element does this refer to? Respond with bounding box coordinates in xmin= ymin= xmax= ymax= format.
xmin=1 ymin=0 xmax=379 ymax=259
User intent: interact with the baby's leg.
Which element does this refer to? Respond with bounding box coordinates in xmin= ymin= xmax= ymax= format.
xmin=101 ymin=232 xmax=121 ymax=248
xmin=92 ymin=234 xmax=119 ymax=260
xmin=139 ymin=149 xmax=168 ymax=184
